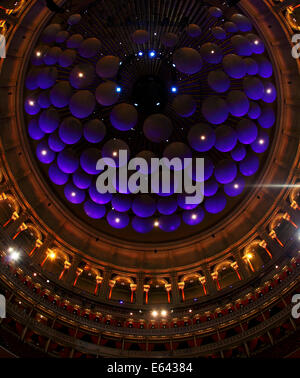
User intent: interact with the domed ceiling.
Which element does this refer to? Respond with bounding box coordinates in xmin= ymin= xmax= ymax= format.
xmin=23 ymin=0 xmax=277 ymax=244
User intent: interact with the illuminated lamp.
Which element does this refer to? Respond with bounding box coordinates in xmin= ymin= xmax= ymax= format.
xmin=36 ymin=141 xmax=55 ymax=164
xmin=182 ymin=207 xmax=205 ymax=226
xmin=106 ymin=210 xmax=129 ymax=229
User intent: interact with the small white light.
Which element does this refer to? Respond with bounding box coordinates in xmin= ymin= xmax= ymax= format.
xmin=211 ymin=50 xmax=215 ymax=54
xmin=149 ymin=51 xmax=156 ymax=58
xmin=200 ymin=135 xmax=206 ymax=140
xmin=71 ymin=192 xmax=76 ymax=197
xmin=266 ymin=88 xmax=272 ymax=94
xmin=156 ymin=102 xmax=160 ymax=106
xmin=78 ymin=72 xmax=84 ymax=78
xmin=138 ymin=51 xmax=143 ymax=56
xmin=36 ymin=51 xmax=41 ymax=57
xmin=254 ymin=40 xmax=259 ymax=45
xmin=29 ymin=100 xmax=35 ymax=106
xmin=259 ymin=139 xmax=265 ymax=145
xmin=189 ymin=309 xmax=192 ymax=313
xmin=234 ymin=184 xmax=239 ymax=189
xmin=116 ymin=86 xmax=122 ymax=93
xmin=41 ymin=150 xmax=47 ymax=156
xmin=171 ymin=86 xmax=177 ymax=93
xmin=191 ymin=214 xmax=197 ymax=220
xmin=8 ymin=247 xmax=14 ymax=253
xmin=161 ymin=310 xmax=167 ymax=317
xmin=134 ymin=103 xmax=138 ymax=107
xmin=112 ymin=151 xmax=118 ymax=157
xmin=115 ymin=217 xmax=120 ymax=223
xmin=154 ymin=220 xmax=159 ymax=227
xmin=10 ymin=251 xmax=20 ymax=261
xmin=46 ymin=280 xmax=50 ymax=283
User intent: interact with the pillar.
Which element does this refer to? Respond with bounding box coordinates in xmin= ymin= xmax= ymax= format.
xmin=232 ymin=249 xmax=250 ymax=279
xmin=136 ymin=272 xmax=145 ymax=305
xmin=31 ymin=235 xmax=54 ymax=265
xmin=202 ymin=265 xmax=217 ymax=295
xmin=64 ymin=255 xmax=82 ymax=288
xmin=99 ymin=269 xmax=112 ymax=300
xmin=170 ymin=273 xmax=180 ymax=304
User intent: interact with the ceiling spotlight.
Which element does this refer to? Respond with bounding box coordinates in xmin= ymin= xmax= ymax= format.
xmin=116 ymin=86 xmax=122 ymax=93
xmin=10 ymin=251 xmax=20 ymax=261
xmin=29 ymin=100 xmax=35 ymax=106
xmin=71 ymin=192 xmax=76 ymax=197
xmin=266 ymin=88 xmax=272 ymax=94
xmin=41 ymin=150 xmax=47 ymax=156
xmin=191 ymin=214 xmax=197 ymax=220
xmin=154 ymin=220 xmax=159 ymax=227
xmin=234 ymin=184 xmax=239 ymax=189
xmin=115 ymin=217 xmax=120 ymax=223
xmin=152 ymin=310 xmax=158 ymax=317
xmin=254 ymin=40 xmax=259 ymax=45
xmin=259 ymin=139 xmax=265 ymax=145
xmin=149 ymin=50 xmax=156 ymax=58
xmin=161 ymin=310 xmax=167 ymax=317
xmin=49 ymin=252 xmax=56 ymax=260
xmin=78 ymin=72 xmax=84 ymax=78
xmin=200 ymin=135 xmax=206 ymax=140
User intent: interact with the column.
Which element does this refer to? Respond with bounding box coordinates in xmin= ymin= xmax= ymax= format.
xmin=31 ymin=235 xmax=54 ymax=265
xmin=170 ymin=273 xmax=180 ymax=305
xmin=136 ymin=272 xmax=145 ymax=305
xmin=202 ymin=265 xmax=217 ymax=295
xmin=232 ymin=249 xmax=250 ymax=279
xmin=99 ymin=269 xmax=112 ymax=300
xmin=64 ymin=255 xmax=82 ymax=288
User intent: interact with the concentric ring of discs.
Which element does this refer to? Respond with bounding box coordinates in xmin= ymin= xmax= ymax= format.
xmin=24 ymin=4 xmax=276 ymax=234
